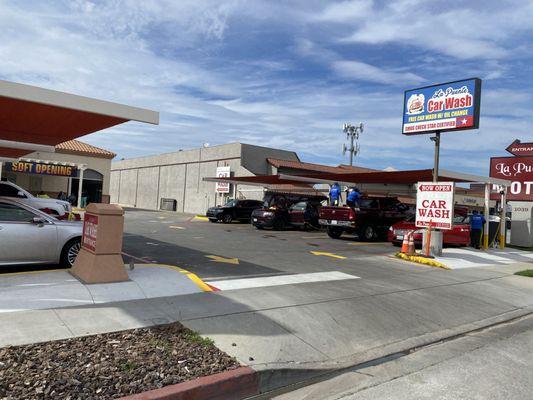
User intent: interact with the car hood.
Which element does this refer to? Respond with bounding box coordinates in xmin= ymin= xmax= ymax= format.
xmin=391 ymin=221 xmax=416 ymax=230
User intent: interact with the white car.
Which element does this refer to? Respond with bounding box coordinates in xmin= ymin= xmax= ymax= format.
xmin=0 ymin=181 xmax=72 ymax=219
xmin=0 ymin=197 xmax=82 ymax=267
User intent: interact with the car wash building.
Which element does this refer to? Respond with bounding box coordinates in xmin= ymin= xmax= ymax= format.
xmin=1 ymin=140 xmax=115 ymax=204
xmin=109 ymin=143 xmax=301 ymax=215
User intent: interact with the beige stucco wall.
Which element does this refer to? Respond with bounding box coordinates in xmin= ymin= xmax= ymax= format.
xmin=2 ymin=150 xmax=112 ymax=198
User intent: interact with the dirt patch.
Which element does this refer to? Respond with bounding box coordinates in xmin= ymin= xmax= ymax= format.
xmin=0 ymin=322 xmax=239 ymax=399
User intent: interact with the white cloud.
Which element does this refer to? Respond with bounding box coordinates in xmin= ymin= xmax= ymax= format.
xmin=332 ymin=60 xmax=425 ymax=85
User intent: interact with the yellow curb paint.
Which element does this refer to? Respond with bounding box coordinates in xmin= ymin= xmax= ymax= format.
xmin=136 ymin=264 xmax=213 ymax=292
xmin=310 ymin=251 xmax=347 ymax=259
xmin=206 ymin=255 xmax=240 ymax=264
xmin=395 ymin=253 xmax=450 ymax=270
xmin=0 ymin=268 xmax=70 ymax=278
xmin=193 ymin=215 xmax=209 ymax=221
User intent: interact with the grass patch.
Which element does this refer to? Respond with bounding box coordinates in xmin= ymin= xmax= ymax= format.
xmin=183 ymin=330 xmax=214 ymax=346
xmin=118 ymin=360 xmax=137 ymax=372
xmin=515 ymin=269 xmax=533 ymax=277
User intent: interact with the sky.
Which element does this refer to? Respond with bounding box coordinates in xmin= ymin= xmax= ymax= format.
xmin=1 ymin=0 xmax=532 ymax=175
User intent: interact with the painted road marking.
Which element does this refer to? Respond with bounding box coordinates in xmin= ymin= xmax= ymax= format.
xmin=193 ymin=215 xmax=209 ymax=221
xmin=208 ymin=271 xmax=359 ymax=291
xmin=206 ymin=255 xmax=240 ymax=264
xmin=310 ymin=251 xmax=347 ymax=259
xmin=169 ymin=226 xmax=186 ymax=230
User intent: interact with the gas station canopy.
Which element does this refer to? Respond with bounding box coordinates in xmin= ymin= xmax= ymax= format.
xmin=204 ymin=168 xmax=511 ymax=187
xmin=0 ymin=79 xmax=159 ymax=158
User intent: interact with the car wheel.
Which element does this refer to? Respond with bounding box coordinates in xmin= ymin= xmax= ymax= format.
xmin=222 ymin=214 xmax=233 ymax=224
xmin=61 ymin=238 xmax=81 ymax=267
xmin=272 ymin=218 xmax=286 ymax=231
xmin=327 ymin=227 xmax=343 ymax=239
xmin=360 ymin=225 xmax=377 ymax=241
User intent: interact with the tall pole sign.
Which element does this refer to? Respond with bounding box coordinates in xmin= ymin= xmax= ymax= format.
xmin=402 ymin=78 xmax=482 ymax=182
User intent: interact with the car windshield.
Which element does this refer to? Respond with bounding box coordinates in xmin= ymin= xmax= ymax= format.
xmin=223 ymin=199 xmax=238 ymax=207
xmin=453 ymin=215 xmax=467 ymax=224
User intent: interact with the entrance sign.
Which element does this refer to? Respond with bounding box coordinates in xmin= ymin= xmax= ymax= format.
xmin=490 ymin=156 xmax=533 ymax=201
xmin=402 ymin=78 xmax=481 ymax=135
xmin=5 ymin=161 xmax=76 ymax=177
xmin=215 ymin=166 xmax=231 ymax=193
xmin=416 ymin=182 xmax=455 ymax=230
xmin=82 ymin=214 xmax=98 ymax=252
xmin=505 ymin=139 xmax=533 ymax=157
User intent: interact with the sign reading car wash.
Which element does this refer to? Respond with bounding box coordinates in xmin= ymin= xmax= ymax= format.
xmin=402 ymin=78 xmax=481 ymax=135
xmin=490 ymin=156 xmax=533 ymax=201
xmin=5 ymin=161 xmax=76 ymax=177
xmin=82 ymin=214 xmax=98 ymax=252
xmin=215 ymin=166 xmax=231 ymax=194
xmin=416 ymin=182 xmax=455 ymax=229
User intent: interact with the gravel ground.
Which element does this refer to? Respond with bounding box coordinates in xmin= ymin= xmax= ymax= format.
xmin=0 ymin=322 xmax=239 ymax=399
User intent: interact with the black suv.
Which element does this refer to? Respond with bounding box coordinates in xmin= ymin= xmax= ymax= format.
xmin=206 ymin=199 xmax=263 ymax=223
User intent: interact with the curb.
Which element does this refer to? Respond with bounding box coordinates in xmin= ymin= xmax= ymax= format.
xmin=395 ymin=252 xmax=449 ymax=269
xmin=118 ymin=366 xmax=258 ymax=400
xmin=193 ymin=215 xmax=209 ymax=222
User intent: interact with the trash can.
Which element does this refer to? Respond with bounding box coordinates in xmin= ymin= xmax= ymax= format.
xmin=422 ymin=230 xmax=443 ymax=257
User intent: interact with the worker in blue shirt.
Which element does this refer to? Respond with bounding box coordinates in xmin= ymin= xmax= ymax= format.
xmin=346 ymin=187 xmax=361 ymax=208
xmin=470 ymin=210 xmax=486 ymax=249
xmin=329 ymin=183 xmax=341 ymax=206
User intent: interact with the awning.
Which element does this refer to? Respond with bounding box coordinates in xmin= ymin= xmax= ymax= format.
xmin=0 ymin=80 xmax=159 ymax=158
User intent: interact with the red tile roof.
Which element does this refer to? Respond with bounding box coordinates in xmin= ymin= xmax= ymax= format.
xmin=267 ymin=158 xmax=377 ymax=174
xmin=55 ymin=140 xmax=116 ymax=159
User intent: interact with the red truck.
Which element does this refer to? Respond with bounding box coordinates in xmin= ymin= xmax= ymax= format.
xmin=319 ymin=196 xmax=411 ymax=241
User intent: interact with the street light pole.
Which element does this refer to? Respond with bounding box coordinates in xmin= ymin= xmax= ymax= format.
xmin=430 ymin=131 xmax=441 ymax=183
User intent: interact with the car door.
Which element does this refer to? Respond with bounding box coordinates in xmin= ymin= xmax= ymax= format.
xmin=0 ymin=201 xmax=58 ymax=265
xmin=289 ymin=202 xmax=306 ymax=225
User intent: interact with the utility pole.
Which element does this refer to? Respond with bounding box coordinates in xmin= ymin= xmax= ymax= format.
xmin=342 ymin=122 xmax=364 ymax=166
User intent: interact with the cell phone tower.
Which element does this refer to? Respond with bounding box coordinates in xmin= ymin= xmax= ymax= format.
xmin=342 ymin=122 xmax=364 ymax=166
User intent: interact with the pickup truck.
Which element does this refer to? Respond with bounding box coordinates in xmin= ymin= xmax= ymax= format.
xmin=319 ymin=196 xmax=411 ymax=241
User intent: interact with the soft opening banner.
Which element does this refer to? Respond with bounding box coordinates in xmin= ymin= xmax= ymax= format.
xmin=403 ymin=78 xmax=481 ymax=135
xmin=6 ymin=161 xmax=77 ymax=177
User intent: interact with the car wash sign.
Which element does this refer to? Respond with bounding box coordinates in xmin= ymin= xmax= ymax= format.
xmin=403 ymin=78 xmax=481 ymax=135
xmin=215 ymin=166 xmax=231 ymax=194
xmin=416 ymin=182 xmax=455 ymax=230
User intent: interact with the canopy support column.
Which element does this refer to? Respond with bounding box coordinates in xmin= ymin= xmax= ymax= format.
xmin=483 ymin=183 xmax=490 ymax=249
xmin=77 ymin=167 xmax=85 ymax=209
xmin=500 ymin=186 xmax=507 ymax=249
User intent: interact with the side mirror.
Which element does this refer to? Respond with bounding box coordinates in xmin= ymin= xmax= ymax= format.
xmin=17 ymin=191 xmax=26 ymax=198
xmin=32 ymin=217 xmax=46 ymax=225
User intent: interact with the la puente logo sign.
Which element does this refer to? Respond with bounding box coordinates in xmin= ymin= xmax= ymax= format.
xmin=490 ymin=139 xmax=533 ymax=201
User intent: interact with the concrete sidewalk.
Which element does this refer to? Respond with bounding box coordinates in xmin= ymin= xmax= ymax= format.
xmin=1 ymin=263 xmax=532 ymax=394
xmin=434 ymin=247 xmax=533 ymax=269
xmin=0 ymin=264 xmax=210 ymax=313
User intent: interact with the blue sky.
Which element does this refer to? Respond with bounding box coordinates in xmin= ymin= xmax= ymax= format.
xmin=1 ymin=0 xmax=532 ymax=175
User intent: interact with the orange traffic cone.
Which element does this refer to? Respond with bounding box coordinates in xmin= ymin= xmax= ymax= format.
xmin=407 ymin=233 xmax=415 ymax=256
xmin=401 ymin=234 xmax=409 ymax=253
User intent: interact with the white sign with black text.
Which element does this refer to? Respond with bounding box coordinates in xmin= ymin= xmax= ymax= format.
xmin=416 ymin=182 xmax=455 ymax=230
xmin=215 ymin=166 xmax=231 ymax=194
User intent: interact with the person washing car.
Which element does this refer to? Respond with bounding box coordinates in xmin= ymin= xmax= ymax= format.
xmin=346 ymin=187 xmax=361 ymax=208
xmin=470 ymin=210 xmax=486 ymax=249
xmin=329 ymin=182 xmax=341 ymax=206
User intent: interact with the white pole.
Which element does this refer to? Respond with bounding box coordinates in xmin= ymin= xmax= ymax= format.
xmin=500 ymin=186 xmax=507 ymax=248
xmin=77 ymin=168 xmax=84 ymax=209
xmin=483 ymin=183 xmax=490 ymax=249
xmin=0 ymin=161 xmax=3 ymax=181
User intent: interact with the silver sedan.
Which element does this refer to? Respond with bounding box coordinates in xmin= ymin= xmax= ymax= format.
xmin=0 ymin=197 xmax=82 ymax=267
